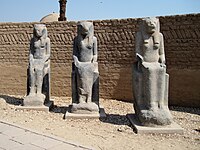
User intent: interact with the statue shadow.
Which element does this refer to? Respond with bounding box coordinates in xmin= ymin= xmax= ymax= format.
xmin=169 ymin=106 xmax=200 ymax=115
xmin=50 ymin=105 xmax=68 ymax=115
xmin=0 ymin=94 xmax=23 ymax=106
xmin=100 ymin=113 xmax=131 ymax=126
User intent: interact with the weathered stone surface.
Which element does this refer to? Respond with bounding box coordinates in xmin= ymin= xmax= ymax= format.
xmin=15 ymin=101 xmax=53 ymax=112
xmin=23 ymin=93 xmax=45 ymax=106
xmin=71 ymin=21 xmax=100 ymax=114
xmin=132 ymin=17 xmax=173 ymax=126
xmin=71 ymin=102 xmax=99 ymax=114
xmin=23 ymin=24 xmax=51 ymax=107
xmin=65 ymin=107 xmax=106 ymax=119
xmin=127 ymin=114 xmax=183 ymax=134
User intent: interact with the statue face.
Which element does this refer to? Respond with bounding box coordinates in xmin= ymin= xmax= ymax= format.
xmin=80 ymin=25 xmax=89 ymax=36
xmin=77 ymin=21 xmax=93 ymax=37
xmin=144 ymin=18 xmax=157 ymax=33
xmin=34 ymin=24 xmax=46 ymax=38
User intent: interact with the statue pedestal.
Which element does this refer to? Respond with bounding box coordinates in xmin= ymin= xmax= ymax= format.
xmin=71 ymin=102 xmax=99 ymax=114
xmin=127 ymin=114 xmax=183 ymax=134
xmin=15 ymin=101 xmax=53 ymax=112
xmin=23 ymin=94 xmax=46 ymax=106
xmin=65 ymin=105 xmax=106 ymax=119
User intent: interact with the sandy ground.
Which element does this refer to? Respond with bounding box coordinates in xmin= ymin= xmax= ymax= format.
xmin=0 ymin=95 xmax=199 ymax=150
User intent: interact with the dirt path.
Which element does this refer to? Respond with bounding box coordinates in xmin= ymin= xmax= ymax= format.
xmin=0 ymin=95 xmax=199 ymax=150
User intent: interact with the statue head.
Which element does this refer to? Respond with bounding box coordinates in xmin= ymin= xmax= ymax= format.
xmin=77 ymin=21 xmax=94 ymax=38
xmin=33 ymin=24 xmax=47 ymax=39
xmin=77 ymin=21 xmax=94 ymax=49
xmin=142 ymin=17 xmax=160 ymax=34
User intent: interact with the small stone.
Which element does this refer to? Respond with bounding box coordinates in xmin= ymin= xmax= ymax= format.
xmin=117 ymin=128 xmax=123 ymax=132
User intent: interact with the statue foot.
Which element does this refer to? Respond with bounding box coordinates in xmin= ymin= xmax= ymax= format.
xmin=36 ymin=93 xmax=46 ymax=100
xmin=23 ymin=93 xmax=45 ymax=107
xmin=29 ymin=92 xmax=36 ymax=96
xmin=71 ymin=102 xmax=99 ymax=114
xmin=79 ymin=100 xmax=86 ymax=104
xmin=139 ymin=109 xmax=173 ymax=126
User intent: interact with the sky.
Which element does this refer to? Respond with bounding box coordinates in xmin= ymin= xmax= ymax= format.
xmin=0 ymin=0 xmax=200 ymax=22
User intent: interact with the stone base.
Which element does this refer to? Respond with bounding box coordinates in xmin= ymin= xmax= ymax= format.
xmin=23 ymin=93 xmax=45 ymax=106
xmin=71 ymin=102 xmax=99 ymax=114
xmin=15 ymin=101 xmax=53 ymax=112
xmin=65 ymin=105 xmax=106 ymax=119
xmin=127 ymin=114 xmax=184 ymax=134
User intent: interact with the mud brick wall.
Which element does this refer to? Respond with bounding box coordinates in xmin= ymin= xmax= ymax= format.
xmin=0 ymin=13 xmax=199 ymax=107
xmin=159 ymin=14 xmax=200 ymax=107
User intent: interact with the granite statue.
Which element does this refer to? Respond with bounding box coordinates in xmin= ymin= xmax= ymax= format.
xmin=133 ymin=17 xmax=173 ymax=126
xmin=71 ymin=21 xmax=99 ymax=114
xmin=23 ymin=24 xmax=51 ymax=106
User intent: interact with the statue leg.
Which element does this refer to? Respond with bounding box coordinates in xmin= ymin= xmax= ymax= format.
xmin=87 ymin=85 xmax=93 ymax=103
xmin=78 ymin=87 xmax=87 ymax=103
xmin=29 ymin=67 xmax=36 ymax=95
xmin=157 ymin=67 xmax=166 ymax=109
xmin=36 ymin=69 xmax=44 ymax=95
xmin=142 ymin=67 xmax=158 ymax=110
xmin=77 ymin=74 xmax=86 ymax=103
xmin=159 ymin=73 xmax=172 ymax=118
xmin=79 ymin=95 xmax=86 ymax=103
xmin=85 ymin=76 xmax=93 ymax=103
xmin=79 ymin=78 xmax=93 ymax=103
xmin=164 ymin=74 xmax=169 ymax=107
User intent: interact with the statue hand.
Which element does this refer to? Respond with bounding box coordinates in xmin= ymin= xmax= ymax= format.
xmin=73 ymin=55 xmax=80 ymax=67
xmin=136 ymin=53 xmax=143 ymax=62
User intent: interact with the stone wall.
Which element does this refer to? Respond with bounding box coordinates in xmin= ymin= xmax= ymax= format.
xmin=0 ymin=13 xmax=199 ymax=107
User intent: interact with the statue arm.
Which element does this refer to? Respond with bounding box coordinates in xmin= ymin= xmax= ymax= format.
xmin=159 ymin=33 xmax=165 ymax=64
xmin=92 ymin=37 xmax=98 ymax=62
xmin=44 ymin=38 xmax=50 ymax=62
xmin=29 ymin=39 xmax=34 ymax=66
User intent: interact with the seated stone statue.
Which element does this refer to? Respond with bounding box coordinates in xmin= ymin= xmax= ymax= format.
xmin=133 ymin=17 xmax=173 ymax=126
xmin=71 ymin=21 xmax=99 ymax=114
xmin=24 ymin=24 xmax=50 ymax=106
